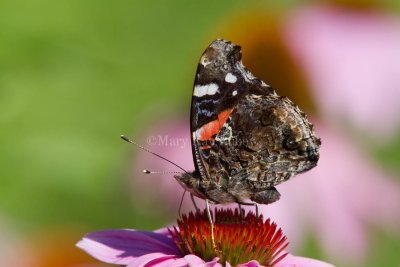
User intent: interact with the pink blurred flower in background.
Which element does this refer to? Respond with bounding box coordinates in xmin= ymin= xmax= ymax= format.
xmin=130 ymin=3 xmax=400 ymax=266
xmin=283 ymin=5 xmax=400 ymax=139
xmin=0 ymin=218 xmax=31 ymax=267
xmin=132 ymin=121 xmax=195 ymax=211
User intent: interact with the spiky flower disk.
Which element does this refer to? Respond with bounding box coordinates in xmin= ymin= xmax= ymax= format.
xmin=169 ymin=208 xmax=288 ymax=266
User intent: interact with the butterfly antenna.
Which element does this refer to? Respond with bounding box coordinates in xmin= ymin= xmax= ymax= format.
xmin=120 ymin=135 xmax=188 ymax=173
xmin=143 ymin=170 xmax=184 ymax=175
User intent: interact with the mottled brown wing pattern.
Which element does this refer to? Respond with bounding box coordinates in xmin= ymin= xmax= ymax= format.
xmin=175 ymin=39 xmax=320 ymax=206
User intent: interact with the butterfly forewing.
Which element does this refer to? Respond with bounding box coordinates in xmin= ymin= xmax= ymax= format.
xmin=190 ymin=39 xmax=275 ymax=181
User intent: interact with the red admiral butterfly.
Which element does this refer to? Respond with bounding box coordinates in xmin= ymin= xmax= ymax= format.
xmin=121 ymin=39 xmax=320 ymax=247
xmin=174 ymin=39 xmax=321 ymax=207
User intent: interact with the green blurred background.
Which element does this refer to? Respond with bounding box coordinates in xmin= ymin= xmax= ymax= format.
xmin=1 ymin=0 xmax=399 ymax=266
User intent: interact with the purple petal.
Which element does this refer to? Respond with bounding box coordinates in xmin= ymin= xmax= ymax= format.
xmin=127 ymin=257 xmax=186 ymax=267
xmin=183 ymin=255 xmax=207 ymax=266
xmin=129 ymin=255 xmax=222 ymax=267
xmin=182 ymin=255 xmax=221 ymax=267
xmin=157 ymin=258 xmax=188 ymax=267
xmin=277 ymin=254 xmax=335 ymax=267
xmin=203 ymin=257 xmax=222 ymax=267
xmin=131 ymin=257 xmax=203 ymax=267
xmin=227 ymin=255 xmax=334 ymax=267
xmin=76 ymin=229 xmax=181 ymax=265
xmin=125 ymin=253 xmax=177 ymax=267
xmin=236 ymin=260 xmax=262 ymax=267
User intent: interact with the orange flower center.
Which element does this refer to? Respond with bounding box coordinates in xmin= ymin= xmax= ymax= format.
xmin=169 ymin=208 xmax=288 ymax=266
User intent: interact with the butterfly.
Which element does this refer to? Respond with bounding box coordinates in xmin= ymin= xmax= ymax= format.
xmin=174 ymin=39 xmax=321 ymax=208
xmin=121 ymin=39 xmax=321 ymax=247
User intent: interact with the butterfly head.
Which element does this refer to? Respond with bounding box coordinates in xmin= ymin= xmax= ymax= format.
xmin=174 ymin=171 xmax=208 ymax=200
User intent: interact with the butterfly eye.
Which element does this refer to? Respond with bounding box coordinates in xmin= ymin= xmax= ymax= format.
xmin=284 ymin=136 xmax=299 ymax=150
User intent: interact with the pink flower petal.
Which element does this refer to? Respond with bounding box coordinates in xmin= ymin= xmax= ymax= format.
xmin=135 ymin=257 xmax=201 ymax=267
xmin=277 ymin=254 xmax=335 ymax=267
xmin=183 ymin=255 xmax=209 ymax=266
xmin=236 ymin=260 xmax=262 ymax=267
xmin=76 ymin=229 xmax=181 ymax=265
xmin=183 ymin=255 xmax=221 ymax=267
xmin=135 ymin=255 xmax=221 ymax=267
xmin=126 ymin=253 xmax=176 ymax=267
xmin=231 ymin=254 xmax=334 ymax=267
xmin=203 ymin=257 xmax=223 ymax=267
xmin=127 ymin=257 xmax=191 ymax=267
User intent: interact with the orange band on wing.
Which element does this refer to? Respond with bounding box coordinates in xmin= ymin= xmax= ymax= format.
xmin=197 ymin=108 xmax=233 ymax=141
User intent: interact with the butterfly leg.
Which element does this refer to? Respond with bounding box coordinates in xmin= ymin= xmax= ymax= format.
xmin=237 ymin=201 xmax=259 ymax=219
xmin=251 ymin=187 xmax=281 ymax=205
xmin=178 ymin=190 xmax=187 ymax=218
xmin=190 ymin=193 xmax=200 ymax=212
xmin=205 ymin=199 xmax=216 ymax=250
xmin=237 ymin=203 xmax=245 ymax=222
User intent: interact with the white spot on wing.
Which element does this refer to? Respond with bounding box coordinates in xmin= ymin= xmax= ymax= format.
xmin=236 ymin=62 xmax=255 ymax=82
xmin=232 ymin=90 xmax=237 ymax=96
xmin=225 ymin=73 xmax=237 ymax=83
xmin=215 ymin=124 xmax=233 ymax=143
xmin=250 ymin=94 xmax=262 ymax=99
xmin=194 ymin=83 xmax=219 ymax=97
xmin=194 ymin=130 xmax=200 ymax=139
xmin=200 ymin=56 xmax=211 ymax=67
